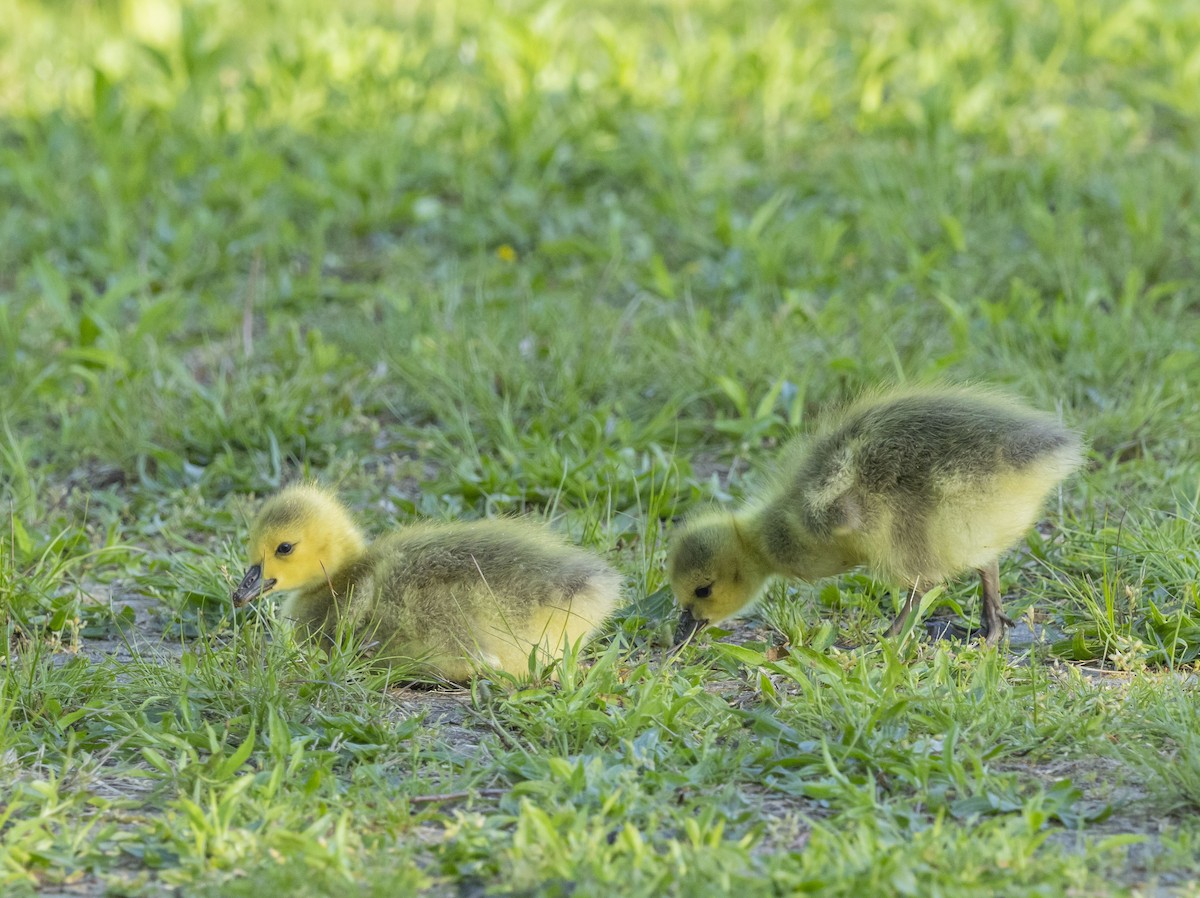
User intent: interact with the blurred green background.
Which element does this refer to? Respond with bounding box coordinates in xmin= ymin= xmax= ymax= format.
xmin=1 ymin=0 xmax=1199 ymax=892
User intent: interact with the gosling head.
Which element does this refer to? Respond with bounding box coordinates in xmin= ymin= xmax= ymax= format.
xmin=231 ymin=485 xmax=367 ymax=607
xmin=668 ymin=513 xmax=770 ymax=644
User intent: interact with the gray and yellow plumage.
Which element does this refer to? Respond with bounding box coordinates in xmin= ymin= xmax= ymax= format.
xmin=669 ymin=385 xmax=1084 ymax=644
xmin=232 ymin=486 xmax=622 ymax=680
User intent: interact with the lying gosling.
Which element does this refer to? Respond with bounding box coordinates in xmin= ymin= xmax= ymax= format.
xmin=232 ymin=485 xmax=622 ymax=680
xmin=670 ymin=385 xmax=1083 ymax=645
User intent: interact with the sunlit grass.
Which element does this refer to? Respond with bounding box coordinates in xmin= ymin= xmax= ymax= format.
xmin=1 ymin=0 xmax=1198 ymax=893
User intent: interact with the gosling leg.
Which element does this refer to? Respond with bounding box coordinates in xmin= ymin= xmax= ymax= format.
xmin=886 ymin=583 xmax=926 ymax=637
xmin=978 ymin=559 xmax=1014 ymax=645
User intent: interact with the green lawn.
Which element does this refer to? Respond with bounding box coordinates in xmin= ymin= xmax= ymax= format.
xmin=2 ymin=0 xmax=1199 ymax=894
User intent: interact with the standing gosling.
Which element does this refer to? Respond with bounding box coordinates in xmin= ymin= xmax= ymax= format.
xmin=670 ymin=386 xmax=1083 ymax=645
xmin=232 ymin=485 xmax=622 ymax=680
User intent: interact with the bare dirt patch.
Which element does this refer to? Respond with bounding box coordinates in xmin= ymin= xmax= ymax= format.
xmin=75 ymin=590 xmax=185 ymax=667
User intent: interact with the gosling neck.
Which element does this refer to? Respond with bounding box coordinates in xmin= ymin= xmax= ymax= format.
xmin=744 ymin=500 xmax=859 ymax=581
xmin=731 ymin=508 xmax=782 ymax=583
xmin=328 ymin=525 xmax=369 ymax=578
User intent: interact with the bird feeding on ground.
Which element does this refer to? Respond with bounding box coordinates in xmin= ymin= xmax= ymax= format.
xmin=669 ymin=385 xmax=1083 ymax=645
xmin=232 ymin=485 xmax=622 ymax=680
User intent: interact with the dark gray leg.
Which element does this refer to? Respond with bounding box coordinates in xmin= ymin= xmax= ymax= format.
xmin=886 ymin=583 xmax=926 ymax=637
xmin=978 ymin=559 xmax=1014 ymax=645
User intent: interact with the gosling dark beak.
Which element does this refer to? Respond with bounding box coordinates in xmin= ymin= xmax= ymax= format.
xmin=674 ymin=609 xmax=708 ymax=645
xmin=231 ymin=563 xmax=277 ymax=607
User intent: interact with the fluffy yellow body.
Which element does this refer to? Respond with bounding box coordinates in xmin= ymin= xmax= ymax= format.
xmin=669 ymin=386 xmax=1083 ymax=643
xmin=233 ymin=487 xmax=622 ymax=680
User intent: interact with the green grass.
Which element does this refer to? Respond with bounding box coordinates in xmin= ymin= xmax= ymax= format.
xmin=2 ymin=0 xmax=1199 ymax=894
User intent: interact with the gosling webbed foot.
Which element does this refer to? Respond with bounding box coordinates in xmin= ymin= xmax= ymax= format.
xmin=884 ymin=611 xmax=909 ymax=638
xmin=885 ymin=584 xmax=926 ymax=638
xmin=976 ymin=560 xmax=1011 ymax=646
xmin=979 ymin=609 xmax=1015 ymax=646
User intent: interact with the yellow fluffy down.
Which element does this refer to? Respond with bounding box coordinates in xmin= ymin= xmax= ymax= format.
xmin=234 ymin=486 xmax=623 ymax=680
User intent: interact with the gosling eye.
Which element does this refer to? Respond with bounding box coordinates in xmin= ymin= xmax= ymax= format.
xmin=694 ymin=584 xmax=713 ymax=599
xmin=275 ymin=542 xmax=295 ymax=557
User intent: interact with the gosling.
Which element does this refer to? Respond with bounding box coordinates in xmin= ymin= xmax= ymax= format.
xmin=669 ymin=385 xmax=1083 ymax=645
xmin=231 ymin=485 xmax=622 ymax=680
